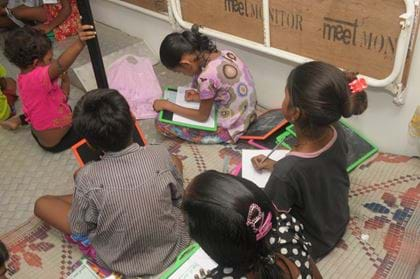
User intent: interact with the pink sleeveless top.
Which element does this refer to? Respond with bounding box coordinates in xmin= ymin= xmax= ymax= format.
xmin=18 ymin=65 xmax=72 ymax=131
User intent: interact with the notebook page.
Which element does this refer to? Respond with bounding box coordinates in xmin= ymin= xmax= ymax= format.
xmin=241 ymin=149 xmax=288 ymax=188
xmin=168 ymin=248 xmax=217 ymax=279
xmin=172 ymin=87 xmax=216 ymax=129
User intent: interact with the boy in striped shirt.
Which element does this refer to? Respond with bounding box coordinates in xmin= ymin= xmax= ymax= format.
xmin=34 ymin=89 xmax=191 ymax=277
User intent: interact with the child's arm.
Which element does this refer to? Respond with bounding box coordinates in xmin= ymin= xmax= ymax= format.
xmin=171 ymin=155 xmax=183 ymax=176
xmin=61 ymin=71 xmax=70 ymax=97
xmin=153 ymin=99 xmax=214 ymax=122
xmin=252 ymin=155 xmax=276 ymax=172
xmin=48 ymin=24 xmax=96 ymax=81
xmin=36 ymin=0 xmax=71 ymax=33
xmin=68 ymin=171 xmax=97 ymax=236
xmin=69 ymin=191 xmax=96 ymax=236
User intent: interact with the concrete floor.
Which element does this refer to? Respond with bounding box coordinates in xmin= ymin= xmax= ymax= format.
xmin=0 ymin=23 xmax=189 ymax=236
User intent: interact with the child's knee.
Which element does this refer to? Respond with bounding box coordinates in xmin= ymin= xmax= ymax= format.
xmin=34 ymin=195 xmax=53 ymax=217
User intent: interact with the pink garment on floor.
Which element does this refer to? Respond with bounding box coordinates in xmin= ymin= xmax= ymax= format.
xmin=108 ymin=55 xmax=161 ymax=119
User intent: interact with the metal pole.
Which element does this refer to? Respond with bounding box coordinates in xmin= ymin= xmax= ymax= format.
xmin=76 ymin=0 xmax=109 ymax=89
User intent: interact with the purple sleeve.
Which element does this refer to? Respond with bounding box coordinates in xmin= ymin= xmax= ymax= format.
xmin=197 ymin=76 xmax=221 ymax=100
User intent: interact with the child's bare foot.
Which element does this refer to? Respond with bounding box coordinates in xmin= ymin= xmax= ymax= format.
xmin=0 ymin=115 xmax=21 ymax=130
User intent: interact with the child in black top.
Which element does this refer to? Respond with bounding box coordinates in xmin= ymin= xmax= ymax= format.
xmin=252 ymin=61 xmax=368 ymax=259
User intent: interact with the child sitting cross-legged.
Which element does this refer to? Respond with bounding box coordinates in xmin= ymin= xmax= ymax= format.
xmin=154 ymin=25 xmax=257 ymax=144
xmin=2 ymin=25 xmax=95 ymax=152
xmin=34 ymin=89 xmax=191 ymax=277
xmin=252 ymin=61 xmax=368 ymax=260
xmin=0 ymin=0 xmax=80 ymax=41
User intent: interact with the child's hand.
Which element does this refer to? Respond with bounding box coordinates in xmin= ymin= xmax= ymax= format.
xmin=185 ymin=89 xmax=200 ymax=102
xmin=251 ymin=155 xmax=276 ymax=172
xmin=34 ymin=24 xmax=52 ymax=34
xmin=153 ymin=99 xmax=170 ymax=112
xmin=61 ymin=71 xmax=69 ymax=83
xmin=78 ymin=24 xmax=96 ymax=43
xmin=193 ymin=268 xmax=209 ymax=279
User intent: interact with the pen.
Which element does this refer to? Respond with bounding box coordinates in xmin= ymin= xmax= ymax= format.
xmin=260 ymin=141 xmax=283 ymax=163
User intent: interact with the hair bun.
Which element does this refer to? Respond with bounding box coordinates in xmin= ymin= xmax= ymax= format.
xmin=342 ymin=71 xmax=368 ymax=117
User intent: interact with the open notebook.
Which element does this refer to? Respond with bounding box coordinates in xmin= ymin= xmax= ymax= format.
xmin=159 ymin=87 xmax=217 ymax=131
xmin=161 ymin=243 xmax=217 ymax=279
xmin=67 ymin=258 xmax=122 ymax=279
xmin=241 ymin=149 xmax=288 ymax=188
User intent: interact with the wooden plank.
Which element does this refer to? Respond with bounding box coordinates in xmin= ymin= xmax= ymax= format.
xmin=121 ymin=0 xmax=168 ymax=13
xmin=180 ymin=0 xmax=407 ymax=79
xmin=180 ymin=0 xmax=264 ymax=43
xmin=270 ymin=0 xmax=406 ymax=79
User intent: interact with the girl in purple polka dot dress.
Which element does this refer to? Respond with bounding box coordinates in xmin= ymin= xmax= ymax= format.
xmin=153 ymin=25 xmax=257 ymax=144
xmin=182 ymin=171 xmax=322 ymax=279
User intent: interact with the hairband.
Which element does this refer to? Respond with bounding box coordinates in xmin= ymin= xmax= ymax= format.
xmin=348 ymin=78 xmax=367 ymax=94
xmin=246 ymin=203 xmax=273 ymax=241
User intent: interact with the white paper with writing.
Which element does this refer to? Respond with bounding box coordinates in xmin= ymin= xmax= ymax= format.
xmin=241 ymin=149 xmax=288 ymax=188
xmin=172 ymin=87 xmax=216 ymax=129
xmin=168 ymin=248 xmax=217 ymax=279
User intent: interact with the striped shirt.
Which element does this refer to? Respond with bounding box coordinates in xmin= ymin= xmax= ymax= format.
xmin=69 ymin=143 xmax=191 ymax=277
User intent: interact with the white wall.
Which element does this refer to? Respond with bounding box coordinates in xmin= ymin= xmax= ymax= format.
xmin=91 ymin=0 xmax=420 ymax=156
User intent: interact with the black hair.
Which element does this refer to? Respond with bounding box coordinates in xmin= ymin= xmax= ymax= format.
xmin=0 ymin=241 xmax=9 ymax=266
xmin=182 ymin=171 xmax=285 ymax=279
xmin=72 ymin=89 xmax=134 ymax=152
xmin=286 ymin=61 xmax=368 ymax=137
xmin=4 ymin=26 xmax=52 ymax=69
xmin=160 ymin=25 xmax=217 ymax=69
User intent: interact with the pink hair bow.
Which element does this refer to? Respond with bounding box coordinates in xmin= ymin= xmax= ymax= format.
xmin=348 ymin=78 xmax=367 ymax=94
xmin=246 ymin=203 xmax=273 ymax=241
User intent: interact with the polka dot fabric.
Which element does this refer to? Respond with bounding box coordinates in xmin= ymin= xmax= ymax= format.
xmin=205 ymin=212 xmax=314 ymax=278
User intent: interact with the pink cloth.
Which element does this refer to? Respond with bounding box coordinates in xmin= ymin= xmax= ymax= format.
xmin=18 ymin=65 xmax=72 ymax=131
xmin=108 ymin=55 xmax=161 ymax=119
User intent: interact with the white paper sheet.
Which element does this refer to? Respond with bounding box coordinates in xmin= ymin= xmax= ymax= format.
xmin=172 ymin=87 xmax=216 ymax=129
xmin=42 ymin=0 xmax=58 ymax=4
xmin=241 ymin=149 xmax=288 ymax=188
xmin=67 ymin=262 xmax=99 ymax=279
xmin=168 ymin=248 xmax=217 ymax=279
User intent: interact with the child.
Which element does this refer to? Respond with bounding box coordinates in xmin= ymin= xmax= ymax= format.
xmin=2 ymin=25 xmax=95 ymax=153
xmin=153 ymin=25 xmax=257 ymax=144
xmin=0 ymin=241 xmax=9 ymax=279
xmin=34 ymin=89 xmax=191 ymax=277
xmin=0 ymin=64 xmax=18 ymax=122
xmin=252 ymin=61 xmax=368 ymax=260
xmin=183 ymin=171 xmax=322 ymax=278
xmin=0 ymin=0 xmax=80 ymax=41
